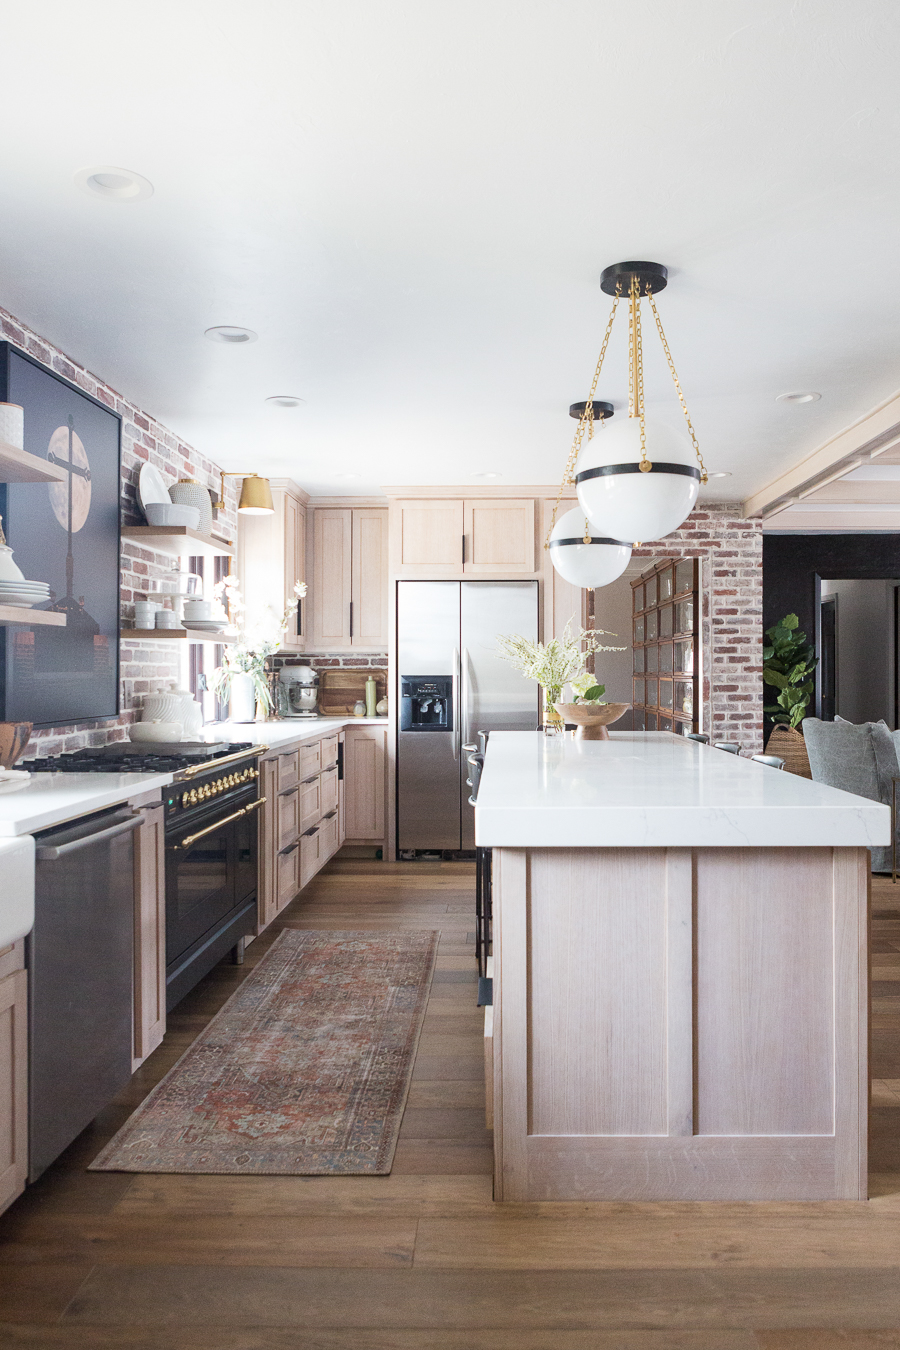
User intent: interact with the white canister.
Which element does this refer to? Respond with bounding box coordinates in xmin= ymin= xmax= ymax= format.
xmin=0 ymin=404 xmax=24 ymax=450
xmin=170 ymin=687 xmax=204 ymax=739
xmin=169 ymin=480 xmax=213 ymax=535
xmin=133 ymin=602 xmax=158 ymax=628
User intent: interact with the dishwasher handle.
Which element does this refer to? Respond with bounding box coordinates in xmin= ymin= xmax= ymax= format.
xmin=35 ymin=813 xmax=141 ymax=861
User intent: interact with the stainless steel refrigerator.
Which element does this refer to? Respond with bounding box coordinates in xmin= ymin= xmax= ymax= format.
xmin=397 ymin=580 xmax=539 ymax=852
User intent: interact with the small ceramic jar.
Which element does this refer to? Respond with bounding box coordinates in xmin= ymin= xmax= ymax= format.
xmin=168 ymin=480 xmax=213 ymax=535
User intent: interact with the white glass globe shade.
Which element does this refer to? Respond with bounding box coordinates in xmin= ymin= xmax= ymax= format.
xmin=575 ymin=416 xmax=700 ymax=542
xmin=548 ymin=507 xmax=632 ymax=588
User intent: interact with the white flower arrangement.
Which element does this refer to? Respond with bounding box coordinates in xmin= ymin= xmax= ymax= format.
xmin=496 ymin=620 xmax=625 ymax=713
xmin=210 ymin=577 xmax=307 ymax=713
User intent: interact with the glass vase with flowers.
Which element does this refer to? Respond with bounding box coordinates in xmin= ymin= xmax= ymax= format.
xmin=210 ymin=575 xmax=307 ymax=722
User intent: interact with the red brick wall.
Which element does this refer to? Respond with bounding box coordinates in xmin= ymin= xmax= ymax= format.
xmin=633 ymin=504 xmax=764 ymax=754
xmin=0 ymin=304 xmax=239 ymax=755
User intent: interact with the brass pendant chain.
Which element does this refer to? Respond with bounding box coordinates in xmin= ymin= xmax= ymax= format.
xmin=646 ymin=289 xmax=708 ymax=484
xmin=544 ymin=289 xmax=621 ymax=549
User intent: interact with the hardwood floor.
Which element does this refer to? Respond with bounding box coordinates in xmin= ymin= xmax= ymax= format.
xmin=4 ymin=860 xmax=900 ymax=1346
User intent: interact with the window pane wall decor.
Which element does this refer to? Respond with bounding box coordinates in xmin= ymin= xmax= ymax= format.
xmin=631 ymin=559 xmax=699 ymax=735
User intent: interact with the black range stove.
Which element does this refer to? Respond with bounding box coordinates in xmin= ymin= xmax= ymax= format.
xmin=23 ymin=739 xmax=267 ymax=1010
xmin=21 ymin=741 xmax=255 ymax=778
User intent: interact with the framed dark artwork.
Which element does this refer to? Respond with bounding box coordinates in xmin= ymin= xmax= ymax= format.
xmin=0 ymin=344 xmax=121 ymax=726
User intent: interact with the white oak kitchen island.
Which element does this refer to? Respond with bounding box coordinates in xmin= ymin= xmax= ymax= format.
xmin=475 ymin=731 xmax=890 ymax=1202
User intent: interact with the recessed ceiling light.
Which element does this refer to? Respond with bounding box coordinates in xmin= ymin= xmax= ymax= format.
xmin=75 ymin=166 xmax=154 ymax=202
xmin=473 ymin=472 xmax=502 ymax=480
xmin=706 ymin=471 xmax=732 ymax=478
xmin=204 ymin=326 xmax=258 ymax=344
xmin=776 ymin=391 xmax=821 ymax=404
xmin=265 ymin=395 xmax=305 ymax=408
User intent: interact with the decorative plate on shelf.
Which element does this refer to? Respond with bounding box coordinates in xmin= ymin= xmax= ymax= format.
xmin=137 ymin=464 xmax=171 ymax=516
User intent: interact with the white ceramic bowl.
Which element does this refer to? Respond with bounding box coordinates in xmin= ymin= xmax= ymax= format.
xmin=183 ymin=601 xmax=213 ymax=618
xmin=128 ymin=720 xmax=183 ymax=743
xmin=144 ymin=502 xmax=201 ymax=529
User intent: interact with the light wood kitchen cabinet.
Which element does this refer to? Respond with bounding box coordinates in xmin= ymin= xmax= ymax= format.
xmin=299 ymin=775 xmax=322 ymax=834
xmin=258 ymin=757 xmax=280 ymax=931
xmin=132 ymin=802 xmax=166 ymax=1069
xmin=343 ymin=725 xmax=387 ymax=841
xmin=237 ymin=481 xmax=307 ymax=653
xmin=311 ymin=507 xmax=388 ymax=648
xmin=320 ymin=762 xmax=340 ymax=816
xmin=465 ymin=498 xmax=535 ymax=573
xmin=390 ymin=497 xmax=536 ymax=575
xmin=300 ymin=825 xmax=321 ymax=888
xmin=0 ymin=947 xmax=27 ymax=1216
xmin=277 ymin=842 xmax=300 ymax=909
xmin=277 ymin=786 xmax=301 ymax=851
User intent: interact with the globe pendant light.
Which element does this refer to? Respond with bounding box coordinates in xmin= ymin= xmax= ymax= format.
xmin=545 ymin=261 xmax=707 ymax=561
xmin=548 ymin=506 xmax=631 ymax=588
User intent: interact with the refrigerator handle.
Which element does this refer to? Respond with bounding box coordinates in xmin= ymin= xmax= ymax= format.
xmin=462 ymin=647 xmax=472 ymax=748
xmin=452 ymin=648 xmax=461 ymax=761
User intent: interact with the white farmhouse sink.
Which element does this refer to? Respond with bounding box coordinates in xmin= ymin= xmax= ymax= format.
xmin=0 ymin=834 xmax=34 ymax=946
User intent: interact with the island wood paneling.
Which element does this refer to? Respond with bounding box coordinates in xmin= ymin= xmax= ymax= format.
xmin=493 ymin=843 xmax=869 ymax=1202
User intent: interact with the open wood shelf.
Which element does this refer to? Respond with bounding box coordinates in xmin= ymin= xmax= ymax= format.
xmin=0 ymin=606 xmax=66 ymax=627
xmin=121 ymin=628 xmax=234 ymax=643
xmin=0 ymin=438 xmax=69 ymax=485
xmin=121 ymin=526 xmax=234 ymax=558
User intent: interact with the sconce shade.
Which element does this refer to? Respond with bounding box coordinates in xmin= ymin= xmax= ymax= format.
xmin=575 ymin=416 xmax=700 ymax=543
xmin=548 ymin=507 xmax=632 ymax=588
xmin=238 ymin=474 xmax=275 ymax=515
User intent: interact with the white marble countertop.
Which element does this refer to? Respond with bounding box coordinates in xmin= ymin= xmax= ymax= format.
xmin=0 ymin=772 xmax=174 ymax=838
xmin=475 ymin=731 xmax=891 ymax=849
xmin=0 ymin=717 xmax=389 ymax=837
xmin=207 ymin=717 xmax=388 ymax=751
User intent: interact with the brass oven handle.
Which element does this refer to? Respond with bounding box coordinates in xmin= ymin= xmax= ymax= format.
xmin=174 ymin=796 xmax=267 ymax=849
xmin=179 ymin=746 xmax=269 ymax=779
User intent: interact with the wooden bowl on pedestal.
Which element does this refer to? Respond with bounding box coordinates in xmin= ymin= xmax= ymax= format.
xmin=553 ymin=703 xmax=630 ymax=741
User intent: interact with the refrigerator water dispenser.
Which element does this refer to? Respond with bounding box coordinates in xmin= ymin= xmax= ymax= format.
xmin=400 ymin=677 xmax=453 ymax=732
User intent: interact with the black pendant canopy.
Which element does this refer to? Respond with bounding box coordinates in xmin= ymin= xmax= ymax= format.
xmin=569 ymin=400 xmax=615 ymax=421
xmin=599 ymin=260 xmax=668 ymax=297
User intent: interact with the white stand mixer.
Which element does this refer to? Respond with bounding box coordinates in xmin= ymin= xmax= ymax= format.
xmin=277 ymin=666 xmax=320 ymax=718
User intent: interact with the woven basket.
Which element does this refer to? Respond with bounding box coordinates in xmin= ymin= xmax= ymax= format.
xmin=764 ymin=724 xmax=811 ymax=778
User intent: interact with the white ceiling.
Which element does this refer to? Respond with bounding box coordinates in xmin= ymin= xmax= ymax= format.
xmin=2 ymin=0 xmax=900 ymax=503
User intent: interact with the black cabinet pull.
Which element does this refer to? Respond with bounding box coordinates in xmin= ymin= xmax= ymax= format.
xmin=296 ymin=598 xmax=302 ymax=634
xmin=349 ymin=601 xmax=353 ymax=637
xmin=461 ymin=534 xmax=466 ymax=565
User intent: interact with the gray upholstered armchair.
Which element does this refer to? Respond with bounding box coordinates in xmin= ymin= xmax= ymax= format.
xmin=802 ymin=716 xmax=900 ymax=875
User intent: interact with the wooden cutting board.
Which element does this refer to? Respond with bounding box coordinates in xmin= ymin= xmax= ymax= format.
xmin=318 ymin=668 xmax=388 ymax=716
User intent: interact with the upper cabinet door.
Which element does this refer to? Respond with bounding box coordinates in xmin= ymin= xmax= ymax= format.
xmin=464 ymin=499 xmax=536 ymax=574
xmin=283 ymin=492 xmax=306 ymax=649
xmin=540 ymin=498 xmax=584 ymax=641
xmin=351 ymin=509 xmax=388 ymax=647
xmin=390 ymin=499 xmax=465 ymax=575
xmin=312 ymin=509 xmax=352 ymax=648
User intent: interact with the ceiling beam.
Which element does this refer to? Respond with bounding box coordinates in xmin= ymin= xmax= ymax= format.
xmin=742 ymin=390 xmax=900 ymax=519
xmin=799 ymin=481 xmax=900 ymax=505
xmin=762 ymin=507 xmax=900 ymax=533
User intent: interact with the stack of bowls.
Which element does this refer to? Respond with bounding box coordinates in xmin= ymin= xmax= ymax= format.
xmin=155 ymin=608 xmax=182 ymax=632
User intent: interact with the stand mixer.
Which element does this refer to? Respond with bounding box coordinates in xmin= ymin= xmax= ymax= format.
xmin=277 ymin=666 xmax=320 ymax=718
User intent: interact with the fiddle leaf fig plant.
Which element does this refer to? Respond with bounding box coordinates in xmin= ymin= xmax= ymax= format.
xmin=762 ymin=612 xmax=818 ymax=730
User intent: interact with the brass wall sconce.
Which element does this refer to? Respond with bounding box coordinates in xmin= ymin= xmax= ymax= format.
xmin=216 ymin=472 xmax=275 ymax=516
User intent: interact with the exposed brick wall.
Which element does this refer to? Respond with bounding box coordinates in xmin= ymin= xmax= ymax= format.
xmin=273 ymin=653 xmax=387 ymax=671
xmin=632 ymin=504 xmax=763 ymax=754
xmin=0 ymin=304 xmax=239 ymax=756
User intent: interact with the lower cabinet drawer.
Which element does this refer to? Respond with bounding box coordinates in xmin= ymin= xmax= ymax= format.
xmin=277 ymin=787 xmax=300 ymax=852
xmin=319 ymin=809 xmax=339 ymax=861
xmin=299 ymin=776 xmax=322 ymax=833
xmin=299 ymin=742 xmax=321 ymax=779
xmin=276 ymin=749 xmax=300 ymax=793
xmin=277 ymin=843 xmax=300 ymax=909
xmin=320 ymin=734 xmax=339 ymax=769
xmin=320 ymin=764 xmax=339 ymax=815
xmin=300 ymin=826 xmax=321 ymax=889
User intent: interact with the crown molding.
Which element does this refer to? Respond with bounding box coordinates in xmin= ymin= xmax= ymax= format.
xmin=306 ymin=495 xmax=389 ymax=509
xmin=269 ymin=478 xmax=310 ymax=505
xmin=381 ymin=484 xmax=578 ymax=499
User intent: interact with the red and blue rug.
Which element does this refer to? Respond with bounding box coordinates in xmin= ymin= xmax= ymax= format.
xmin=90 ymin=929 xmax=439 ymax=1175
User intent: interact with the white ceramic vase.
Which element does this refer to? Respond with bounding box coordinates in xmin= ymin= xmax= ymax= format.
xmin=229 ymin=673 xmax=256 ymax=723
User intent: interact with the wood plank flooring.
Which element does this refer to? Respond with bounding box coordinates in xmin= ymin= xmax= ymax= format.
xmin=4 ymin=860 xmax=900 ymax=1345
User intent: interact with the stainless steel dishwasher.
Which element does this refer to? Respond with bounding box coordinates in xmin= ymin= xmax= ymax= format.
xmin=29 ymin=807 xmax=141 ymax=1181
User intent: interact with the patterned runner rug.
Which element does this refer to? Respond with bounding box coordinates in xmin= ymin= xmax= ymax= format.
xmin=90 ymin=929 xmax=439 ymax=1175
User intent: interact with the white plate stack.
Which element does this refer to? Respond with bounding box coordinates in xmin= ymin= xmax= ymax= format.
xmin=0 ymin=579 xmax=51 ymax=609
